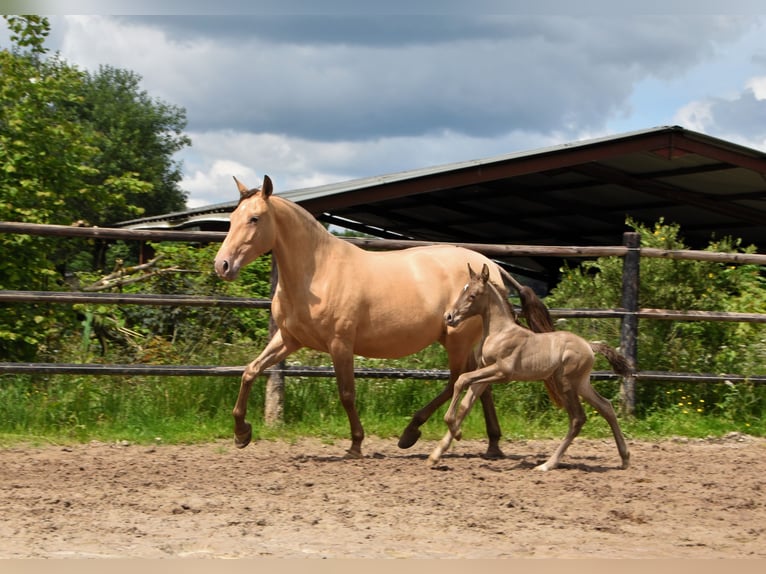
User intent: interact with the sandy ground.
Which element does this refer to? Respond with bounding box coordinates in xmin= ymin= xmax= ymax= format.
xmin=0 ymin=433 xmax=764 ymax=559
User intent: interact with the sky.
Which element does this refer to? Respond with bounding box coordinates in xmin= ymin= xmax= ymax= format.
xmin=4 ymin=1 xmax=766 ymax=209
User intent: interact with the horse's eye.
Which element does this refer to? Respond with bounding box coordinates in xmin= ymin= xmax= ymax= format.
xmin=249 ymin=215 xmax=259 ymax=225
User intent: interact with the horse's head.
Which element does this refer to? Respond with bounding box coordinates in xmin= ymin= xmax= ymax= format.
xmin=444 ymin=263 xmax=490 ymax=327
xmin=214 ymin=175 xmax=276 ymax=281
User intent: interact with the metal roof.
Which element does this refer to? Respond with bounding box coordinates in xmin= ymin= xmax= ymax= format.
xmin=118 ymin=126 xmax=766 ymax=282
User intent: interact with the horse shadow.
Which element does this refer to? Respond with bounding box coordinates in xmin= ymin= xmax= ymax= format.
xmin=290 ymin=450 xmax=618 ymax=473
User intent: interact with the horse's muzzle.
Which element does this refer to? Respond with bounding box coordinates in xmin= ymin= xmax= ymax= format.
xmin=214 ymin=258 xmax=237 ymax=281
xmin=444 ymin=311 xmax=457 ymax=327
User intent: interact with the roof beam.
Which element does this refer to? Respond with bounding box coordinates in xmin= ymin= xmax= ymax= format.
xmin=572 ymin=162 xmax=766 ymax=225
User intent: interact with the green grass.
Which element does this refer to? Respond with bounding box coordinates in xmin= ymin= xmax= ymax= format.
xmin=0 ymin=371 xmax=763 ymax=447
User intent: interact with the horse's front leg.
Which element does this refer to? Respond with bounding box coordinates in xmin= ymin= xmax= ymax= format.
xmin=233 ymin=330 xmax=297 ymax=448
xmin=330 ymin=341 xmax=365 ymax=458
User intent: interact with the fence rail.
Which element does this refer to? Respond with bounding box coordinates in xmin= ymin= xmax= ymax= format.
xmin=2 ymin=221 xmax=766 ymax=417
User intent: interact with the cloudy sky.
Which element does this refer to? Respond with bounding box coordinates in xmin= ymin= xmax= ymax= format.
xmin=7 ymin=1 xmax=766 ymax=208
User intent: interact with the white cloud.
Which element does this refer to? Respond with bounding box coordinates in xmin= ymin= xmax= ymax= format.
xmin=47 ymin=13 xmax=766 ymax=209
xmin=746 ymin=76 xmax=766 ymax=100
xmin=673 ymin=101 xmax=714 ymax=132
xmin=178 ymin=128 xmax=567 ymax=206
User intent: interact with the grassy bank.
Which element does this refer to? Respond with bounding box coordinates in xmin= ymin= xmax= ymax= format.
xmin=1 ymin=371 xmax=762 ymax=447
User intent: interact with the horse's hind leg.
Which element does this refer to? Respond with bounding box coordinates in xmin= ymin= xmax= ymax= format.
xmin=398 ymin=380 xmax=453 ymax=449
xmin=399 ymin=344 xmax=503 ymax=458
xmin=479 ymin=387 xmax=503 ymax=458
xmin=578 ymin=381 xmax=630 ymax=469
xmin=399 ymin=338 xmax=471 ymax=449
xmin=536 ymin=380 xmax=586 ymax=471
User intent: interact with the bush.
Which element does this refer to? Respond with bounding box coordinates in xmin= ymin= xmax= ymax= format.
xmin=546 ymin=218 xmax=766 ymax=418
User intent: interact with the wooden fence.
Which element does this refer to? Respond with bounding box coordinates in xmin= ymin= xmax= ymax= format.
xmin=1 ymin=221 xmax=765 ymax=418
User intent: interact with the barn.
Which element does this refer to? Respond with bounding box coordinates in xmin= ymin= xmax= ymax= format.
xmin=118 ymin=125 xmax=766 ymax=288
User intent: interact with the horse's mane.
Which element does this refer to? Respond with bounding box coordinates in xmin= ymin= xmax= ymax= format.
xmin=497 ymin=267 xmax=555 ymax=333
xmin=270 ymin=194 xmax=345 ymax=249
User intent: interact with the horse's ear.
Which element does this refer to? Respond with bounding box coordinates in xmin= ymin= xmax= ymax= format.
xmin=261 ymin=175 xmax=273 ymax=198
xmin=480 ymin=263 xmax=490 ymax=283
xmin=467 ymin=263 xmax=476 ymax=279
xmin=233 ymin=176 xmax=249 ymax=197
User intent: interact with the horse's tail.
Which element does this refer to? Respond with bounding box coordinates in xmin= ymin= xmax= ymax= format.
xmin=590 ymin=343 xmax=634 ymax=377
xmin=497 ymin=267 xmax=555 ymax=333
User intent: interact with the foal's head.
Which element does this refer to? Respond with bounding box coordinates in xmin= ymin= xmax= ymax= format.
xmin=214 ymin=175 xmax=276 ymax=281
xmin=444 ymin=263 xmax=491 ymax=327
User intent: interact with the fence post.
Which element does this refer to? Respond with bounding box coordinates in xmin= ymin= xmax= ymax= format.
xmin=619 ymin=232 xmax=640 ymax=416
xmin=264 ymin=260 xmax=285 ymax=425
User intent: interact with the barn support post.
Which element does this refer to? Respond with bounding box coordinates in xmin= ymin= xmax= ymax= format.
xmin=264 ymin=259 xmax=285 ymax=425
xmin=619 ymin=232 xmax=640 ymax=417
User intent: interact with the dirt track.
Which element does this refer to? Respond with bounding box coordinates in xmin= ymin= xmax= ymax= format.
xmin=1 ymin=433 xmax=764 ymax=558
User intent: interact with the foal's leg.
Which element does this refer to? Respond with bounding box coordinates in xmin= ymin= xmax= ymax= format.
xmin=428 ymin=381 xmax=489 ymax=466
xmin=578 ymin=381 xmax=630 ymax=469
xmin=535 ymin=377 xmax=586 ymax=471
xmin=234 ymin=330 xmax=298 ymax=448
xmin=400 ymin=337 xmax=503 ymax=457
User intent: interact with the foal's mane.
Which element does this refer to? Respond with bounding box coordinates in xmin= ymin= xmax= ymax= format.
xmin=486 ymin=278 xmax=519 ymax=324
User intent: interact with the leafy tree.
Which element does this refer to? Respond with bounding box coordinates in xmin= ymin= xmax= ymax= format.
xmin=0 ymin=16 xmax=191 ymax=360
xmin=78 ymin=66 xmax=190 ymax=224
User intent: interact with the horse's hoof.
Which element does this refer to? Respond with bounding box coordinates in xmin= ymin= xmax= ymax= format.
xmin=234 ymin=423 xmax=252 ymax=449
xmin=344 ymin=448 xmax=363 ymax=459
xmin=534 ymin=462 xmax=553 ymax=471
xmin=621 ymin=457 xmax=630 ymax=470
xmin=427 ymin=455 xmax=440 ymax=467
xmin=483 ymin=445 xmax=505 ymax=460
xmin=397 ymin=426 xmax=422 ymax=449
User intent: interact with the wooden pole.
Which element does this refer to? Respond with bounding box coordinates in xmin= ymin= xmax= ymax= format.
xmin=619 ymin=232 xmax=640 ymax=416
xmin=264 ymin=259 xmax=285 ymax=426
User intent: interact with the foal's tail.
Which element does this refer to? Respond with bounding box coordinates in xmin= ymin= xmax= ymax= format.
xmin=497 ymin=267 xmax=555 ymax=333
xmin=590 ymin=343 xmax=635 ymax=377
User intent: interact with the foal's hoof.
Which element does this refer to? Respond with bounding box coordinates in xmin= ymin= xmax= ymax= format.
xmin=397 ymin=426 xmax=422 ymax=449
xmin=344 ymin=448 xmax=363 ymax=459
xmin=234 ymin=423 xmax=252 ymax=449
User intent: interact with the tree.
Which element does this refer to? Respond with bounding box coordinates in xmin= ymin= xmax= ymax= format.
xmin=78 ymin=66 xmax=190 ymax=224
xmin=0 ymin=16 xmax=192 ymax=360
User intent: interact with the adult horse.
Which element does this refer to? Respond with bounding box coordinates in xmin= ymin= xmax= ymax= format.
xmin=214 ymin=175 xmax=549 ymax=458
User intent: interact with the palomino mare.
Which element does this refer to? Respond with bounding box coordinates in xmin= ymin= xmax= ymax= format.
xmin=428 ymin=263 xmax=632 ymax=471
xmin=213 ymin=176 xmax=550 ymax=458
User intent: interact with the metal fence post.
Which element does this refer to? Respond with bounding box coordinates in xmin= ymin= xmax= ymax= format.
xmin=264 ymin=259 xmax=285 ymax=425
xmin=619 ymin=232 xmax=640 ymax=416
